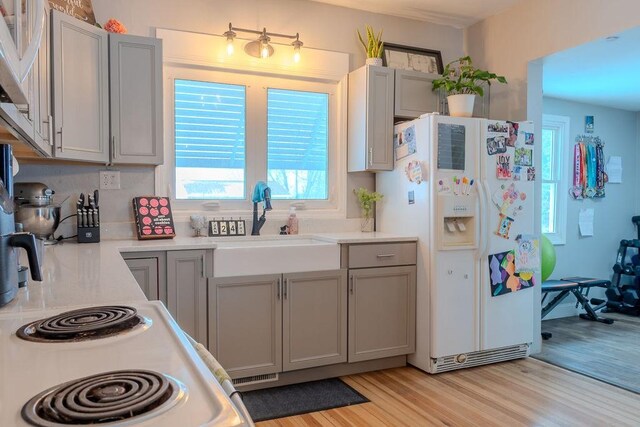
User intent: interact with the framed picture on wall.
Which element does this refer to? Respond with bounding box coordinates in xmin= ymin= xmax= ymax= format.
xmin=382 ymin=43 xmax=444 ymax=74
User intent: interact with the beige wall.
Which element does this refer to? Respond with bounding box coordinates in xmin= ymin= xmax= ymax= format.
xmin=465 ymin=0 xmax=640 ymax=121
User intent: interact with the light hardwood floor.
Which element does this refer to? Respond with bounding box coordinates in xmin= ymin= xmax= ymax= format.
xmin=535 ymin=312 xmax=640 ymax=394
xmin=257 ymin=358 xmax=640 ymax=426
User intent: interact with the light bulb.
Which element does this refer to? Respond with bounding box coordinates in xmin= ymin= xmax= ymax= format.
xmin=261 ymin=43 xmax=270 ymax=59
xmin=292 ymin=37 xmax=303 ymax=64
xmin=226 ymin=39 xmax=234 ymax=56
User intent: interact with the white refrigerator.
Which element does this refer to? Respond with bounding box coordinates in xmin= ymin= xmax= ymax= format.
xmin=377 ymin=114 xmax=537 ymax=373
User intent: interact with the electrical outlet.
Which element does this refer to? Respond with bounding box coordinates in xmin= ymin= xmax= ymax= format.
xmin=100 ymin=171 xmax=121 ymax=190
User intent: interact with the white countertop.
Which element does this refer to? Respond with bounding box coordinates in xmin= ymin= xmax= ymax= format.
xmin=4 ymin=232 xmax=416 ymax=314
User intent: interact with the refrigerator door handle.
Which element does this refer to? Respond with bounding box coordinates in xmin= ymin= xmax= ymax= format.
xmin=481 ymin=180 xmax=493 ymax=258
xmin=476 ymin=180 xmax=488 ymax=259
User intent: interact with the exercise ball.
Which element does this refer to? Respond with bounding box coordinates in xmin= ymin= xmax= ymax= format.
xmin=541 ymin=234 xmax=556 ymax=282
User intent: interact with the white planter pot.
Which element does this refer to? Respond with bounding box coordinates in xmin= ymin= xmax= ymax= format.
xmin=447 ymin=94 xmax=476 ymax=118
xmin=366 ymin=57 xmax=383 ymax=66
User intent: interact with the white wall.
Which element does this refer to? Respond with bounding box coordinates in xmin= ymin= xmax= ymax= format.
xmin=17 ymin=0 xmax=464 ymax=235
xmin=465 ymin=0 xmax=640 ymax=121
xmin=542 ymin=97 xmax=638 ymax=317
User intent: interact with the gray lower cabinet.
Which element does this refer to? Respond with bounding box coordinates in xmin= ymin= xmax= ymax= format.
xmin=394 ymin=69 xmax=440 ymax=119
xmin=51 ymin=10 xmax=109 ymax=162
xmin=122 ymin=252 xmax=167 ymax=303
xmin=109 ymin=34 xmax=163 ymax=165
xmin=166 ymin=250 xmax=211 ymax=346
xmin=283 ymin=270 xmax=348 ymax=371
xmin=348 ymin=265 xmax=416 ymax=362
xmin=209 ymin=274 xmax=282 ymax=379
xmin=209 ymin=269 xmax=348 ymax=379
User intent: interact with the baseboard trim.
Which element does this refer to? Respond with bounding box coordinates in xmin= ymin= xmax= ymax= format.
xmin=235 ymin=356 xmax=407 ymax=392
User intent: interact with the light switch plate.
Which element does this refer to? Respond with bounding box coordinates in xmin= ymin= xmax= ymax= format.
xmin=100 ymin=171 xmax=120 ymax=190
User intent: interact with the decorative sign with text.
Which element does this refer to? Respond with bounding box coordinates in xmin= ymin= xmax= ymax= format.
xmin=48 ymin=0 xmax=96 ymax=25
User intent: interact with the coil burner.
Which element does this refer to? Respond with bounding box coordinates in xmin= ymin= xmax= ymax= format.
xmin=21 ymin=370 xmax=185 ymax=426
xmin=16 ymin=305 xmax=146 ymax=343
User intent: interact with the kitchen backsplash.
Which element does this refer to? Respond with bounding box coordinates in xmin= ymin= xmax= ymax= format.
xmin=15 ymin=162 xmax=365 ymax=239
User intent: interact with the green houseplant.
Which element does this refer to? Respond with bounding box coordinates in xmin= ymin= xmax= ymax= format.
xmin=357 ymin=25 xmax=384 ymax=66
xmin=432 ymin=56 xmax=507 ymax=117
xmin=354 ymin=187 xmax=383 ymax=232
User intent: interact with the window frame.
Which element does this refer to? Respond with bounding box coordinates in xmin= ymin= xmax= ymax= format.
xmin=159 ymin=65 xmax=342 ymax=214
xmin=541 ymin=114 xmax=571 ymax=245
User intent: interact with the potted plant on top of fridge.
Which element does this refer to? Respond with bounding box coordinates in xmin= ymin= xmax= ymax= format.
xmin=357 ymin=25 xmax=384 ymax=66
xmin=354 ymin=187 xmax=383 ymax=232
xmin=432 ymin=56 xmax=507 ymax=117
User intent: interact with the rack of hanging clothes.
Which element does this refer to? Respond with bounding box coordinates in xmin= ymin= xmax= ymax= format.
xmin=570 ymin=135 xmax=607 ymax=199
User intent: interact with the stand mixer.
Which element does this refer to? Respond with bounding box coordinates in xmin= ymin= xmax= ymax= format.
xmin=0 ymin=144 xmax=42 ymax=308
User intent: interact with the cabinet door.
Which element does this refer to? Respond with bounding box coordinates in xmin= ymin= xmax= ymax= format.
xmin=109 ymin=34 xmax=163 ymax=165
xmin=125 ymin=258 xmax=159 ymax=300
xmin=394 ymin=69 xmax=439 ymax=119
xmin=366 ymin=65 xmax=394 ymax=171
xmin=283 ymin=269 xmax=348 ymax=371
xmin=166 ymin=250 xmax=209 ymax=346
xmin=51 ymin=10 xmax=109 ymax=162
xmin=209 ymin=274 xmax=282 ymax=379
xmin=32 ymin=3 xmax=52 ymax=155
xmin=349 ymin=266 xmax=416 ymax=362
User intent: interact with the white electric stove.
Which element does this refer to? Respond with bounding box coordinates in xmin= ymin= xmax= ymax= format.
xmin=0 ymin=301 xmax=251 ymax=426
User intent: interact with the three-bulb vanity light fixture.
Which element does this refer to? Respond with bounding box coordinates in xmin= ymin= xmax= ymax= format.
xmin=223 ymin=22 xmax=303 ymax=62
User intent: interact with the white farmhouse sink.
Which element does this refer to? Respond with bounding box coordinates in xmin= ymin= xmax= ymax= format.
xmin=212 ymin=237 xmax=340 ymax=277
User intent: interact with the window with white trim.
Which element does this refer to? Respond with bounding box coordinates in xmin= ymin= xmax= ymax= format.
xmin=541 ymin=114 xmax=570 ymax=244
xmin=167 ymin=67 xmax=337 ymax=211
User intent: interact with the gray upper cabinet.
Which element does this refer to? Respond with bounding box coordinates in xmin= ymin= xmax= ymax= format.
xmin=109 ymin=34 xmax=163 ymax=165
xmin=209 ymin=274 xmax=282 ymax=379
xmin=282 ymin=270 xmax=348 ymax=371
xmin=166 ymin=250 xmax=211 ymax=346
xmin=348 ymin=65 xmax=394 ymax=172
xmin=394 ymin=69 xmax=440 ymax=119
xmin=32 ymin=3 xmax=52 ymax=155
xmin=348 ymin=265 xmax=416 ymax=363
xmin=51 ymin=10 xmax=109 ymax=163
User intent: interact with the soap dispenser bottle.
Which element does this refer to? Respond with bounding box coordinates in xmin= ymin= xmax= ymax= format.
xmin=287 ymin=207 xmax=299 ymax=235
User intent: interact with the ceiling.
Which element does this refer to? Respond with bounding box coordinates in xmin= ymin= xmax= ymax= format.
xmin=543 ymin=26 xmax=640 ymax=112
xmin=308 ymin=0 xmax=524 ymax=28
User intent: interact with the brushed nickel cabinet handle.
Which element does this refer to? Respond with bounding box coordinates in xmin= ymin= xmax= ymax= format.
xmin=350 ymin=275 xmax=354 ymax=295
xmin=284 ymin=279 xmax=289 ymax=299
xmin=201 ymin=254 xmax=206 ymax=278
xmin=376 ymin=254 xmax=396 ymax=258
xmin=368 ymin=147 xmax=373 ymax=166
xmin=111 ymin=135 xmax=116 ymax=159
xmin=277 ymin=278 xmax=281 ymax=299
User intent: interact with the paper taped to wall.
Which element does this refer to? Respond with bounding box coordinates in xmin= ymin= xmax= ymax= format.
xmin=579 ymin=208 xmax=594 ymax=237
xmin=606 ymin=156 xmax=622 ymax=183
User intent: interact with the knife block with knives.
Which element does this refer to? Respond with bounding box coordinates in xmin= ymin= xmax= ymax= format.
xmin=77 ymin=190 xmax=100 ymax=243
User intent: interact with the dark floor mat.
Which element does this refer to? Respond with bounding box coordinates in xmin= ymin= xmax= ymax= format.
xmin=241 ymin=378 xmax=369 ymax=422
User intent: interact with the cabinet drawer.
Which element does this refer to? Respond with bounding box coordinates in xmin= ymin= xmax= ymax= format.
xmin=347 ymin=243 xmax=416 ymax=268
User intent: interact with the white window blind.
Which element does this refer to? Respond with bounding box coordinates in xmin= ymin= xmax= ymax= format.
xmin=267 ymin=89 xmax=329 ymax=200
xmin=174 ymin=79 xmax=246 ymax=200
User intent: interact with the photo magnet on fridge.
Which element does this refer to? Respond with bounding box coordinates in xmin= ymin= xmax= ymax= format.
xmin=507 ymin=121 xmax=519 ymax=147
xmin=486 ymin=136 xmax=507 ymax=155
xmin=394 ymin=125 xmax=417 ymax=161
xmin=514 ymin=147 xmax=533 ymax=166
xmin=524 ymin=132 xmax=534 ymax=145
